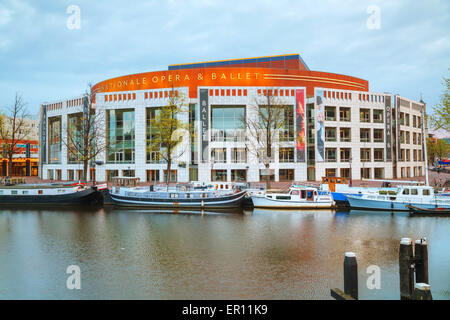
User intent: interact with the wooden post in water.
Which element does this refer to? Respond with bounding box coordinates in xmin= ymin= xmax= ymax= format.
xmin=399 ymin=238 xmax=414 ymax=300
xmin=414 ymin=239 xmax=429 ymax=285
xmin=412 ymin=283 xmax=432 ymax=300
xmin=343 ymin=252 xmax=358 ymax=300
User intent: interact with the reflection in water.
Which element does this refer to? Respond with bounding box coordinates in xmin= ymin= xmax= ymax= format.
xmin=0 ymin=207 xmax=449 ymax=299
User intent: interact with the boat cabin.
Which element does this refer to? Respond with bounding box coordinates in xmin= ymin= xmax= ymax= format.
xmin=321 ymin=177 xmax=349 ymax=192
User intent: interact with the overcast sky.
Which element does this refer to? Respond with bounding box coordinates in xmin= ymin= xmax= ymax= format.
xmin=0 ymin=0 xmax=449 ymax=117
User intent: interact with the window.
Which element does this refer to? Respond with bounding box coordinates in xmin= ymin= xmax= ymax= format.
xmin=361 ymin=168 xmax=371 ymax=179
xmin=325 ymin=127 xmax=337 ymax=142
xmin=231 ymin=148 xmax=246 ymax=163
xmin=211 ymin=148 xmax=227 ymax=163
xmin=325 ymin=168 xmax=336 ymax=177
xmin=340 ymin=148 xmax=351 ymax=162
xmin=279 ymin=148 xmax=294 ymax=163
xmin=211 ymin=105 xmax=245 ymax=142
xmin=339 ymin=107 xmax=351 ymax=121
xmin=403 ymin=188 xmax=410 ymax=195
xmin=340 ymin=128 xmax=351 ymax=142
xmin=360 ymin=128 xmax=371 ymax=142
xmin=373 ymin=129 xmax=384 ymax=143
xmin=360 ymin=109 xmax=370 ymax=122
xmin=48 ymin=116 xmax=62 ymax=164
xmin=361 ymin=148 xmax=371 ymax=162
xmin=411 ymin=189 xmax=418 ymax=195
xmin=340 ymin=168 xmax=350 ymax=178
xmin=212 ymin=169 xmax=227 ymax=182
xmin=374 ymin=149 xmax=384 ymax=162
xmin=423 ymin=189 xmax=430 ymax=196
xmin=373 ymin=109 xmax=384 ymax=123
xmin=122 ymin=170 xmax=135 ymax=177
xmin=279 ymin=169 xmax=294 ymax=181
xmin=107 ymin=109 xmax=135 ymax=164
xmin=163 ymin=170 xmax=177 ymax=182
xmin=325 ymin=148 xmax=337 ymax=162
xmin=231 ymin=169 xmax=246 ymax=182
xmin=325 ymin=106 xmax=336 ymax=121
xmin=374 ymin=168 xmax=384 ymax=179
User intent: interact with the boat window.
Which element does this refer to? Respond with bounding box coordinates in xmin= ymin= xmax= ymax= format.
xmin=301 ymin=190 xmax=306 ymax=198
xmin=200 ymin=193 xmax=208 ymax=198
xmin=185 ymin=193 xmax=192 ymax=198
xmin=11 ymin=190 xmax=18 ymax=195
xmin=0 ymin=190 xmax=3 ymax=195
xmin=170 ymin=193 xmax=179 ymax=198
xmin=276 ymin=195 xmax=291 ymax=200
xmin=411 ymin=189 xmax=418 ymax=195
xmin=402 ymin=189 xmax=410 ymax=195
xmin=38 ymin=190 xmax=43 ymax=195
xmin=291 ymin=190 xmax=300 ymax=195
xmin=423 ymin=189 xmax=430 ymax=196
xmin=22 ymin=191 xmax=29 ymax=195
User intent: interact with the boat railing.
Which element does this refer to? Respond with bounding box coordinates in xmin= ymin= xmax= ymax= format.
xmin=0 ymin=177 xmax=26 ymax=186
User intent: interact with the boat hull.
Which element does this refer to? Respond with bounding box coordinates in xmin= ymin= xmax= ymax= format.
xmin=346 ymin=195 xmax=450 ymax=212
xmin=109 ymin=191 xmax=246 ymax=209
xmin=0 ymin=188 xmax=100 ymax=206
xmin=251 ymin=196 xmax=334 ymax=209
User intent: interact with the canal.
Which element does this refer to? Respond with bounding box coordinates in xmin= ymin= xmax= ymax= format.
xmin=0 ymin=207 xmax=449 ymax=299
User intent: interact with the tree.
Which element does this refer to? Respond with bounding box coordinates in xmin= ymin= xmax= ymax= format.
xmin=0 ymin=93 xmax=32 ymax=177
xmin=427 ymin=137 xmax=449 ymax=165
xmin=430 ymin=77 xmax=450 ymax=132
xmin=146 ymin=89 xmax=189 ymax=190
xmin=62 ymin=84 xmax=107 ymax=183
xmin=242 ymin=89 xmax=291 ymax=189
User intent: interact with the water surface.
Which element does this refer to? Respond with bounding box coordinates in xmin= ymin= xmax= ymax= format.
xmin=0 ymin=207 xmax=449 ymax=299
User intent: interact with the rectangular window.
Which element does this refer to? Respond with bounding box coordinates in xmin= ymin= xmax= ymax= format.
xmin=361 ymin=148 xmax=371 ymax=162
xmin=231 ymin=148 xmax=246 ymax=163
xmin=211 ymin=148 xmax=227 ymax=163
xmin=107 ymin=109 xmax=135 ymax=164
xmin=373 ymin=129 xmax=384 ymax=143
xmin=340 ymin=128 xmax=351 ymax=142
xmin=231 ymin=169 xmax=246 ymax=182
xmin=340 ymin=168 xmax=350 ymax=178
xmin=279 ymin=169 xmax=294 ymax=181
xmin=211 ymin=169 xmax=227 ymax=182
xmin=325 ymin=106 xmax=336 ymax=121
xmin=211 ymin=105 xmax=245 ymax=142
xmin=325 ymin=148 xmax=337 ymax=162
xmin=360 ymin=108 xmax=370 ymax=122
xmin=279 ymin=148 xmax=294 ymax=163
xmin=374 ymin=168 xmax=384 ymax=179
xmin=325 ymin=127 xmax=337 ymax=142
xmin=373 ymin=109 xmax=384 ymax=123
xmin=163 ymin=170 xmax=177 ymax=182
xmin=361 ymin=168 xmax=371 ymax=179
xmin=339 ymin=107 xmax=351 ymax=122
xmin=340 ymin=148 xmax=351 ymax=162
xmin=360 ymin=128 xmax=371 ymax=142
xmin=374 ymin=148 xmax=384 ymax=162
xmin=325 ymin=168 xmax=336 ymax=177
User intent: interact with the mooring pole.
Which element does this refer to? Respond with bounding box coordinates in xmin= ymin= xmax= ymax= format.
xmin=344 ymin=252 xmax=358 ymax=300
xmin=414 ymin=239 xmax=429 ymax=285
xmin=399 ymin=238 xmax=415 ymax=300
xmin=412 ymin=283 xmax=433 ymax=300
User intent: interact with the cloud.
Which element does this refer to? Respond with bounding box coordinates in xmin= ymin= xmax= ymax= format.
xmin=0 ymin=0 xmax=448 ymax=115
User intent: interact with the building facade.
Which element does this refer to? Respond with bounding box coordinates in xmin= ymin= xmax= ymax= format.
xmin=39 ymin=54 xmax=426 ymax=182
xmin=1 ymin=117 xmax=39 ymax=177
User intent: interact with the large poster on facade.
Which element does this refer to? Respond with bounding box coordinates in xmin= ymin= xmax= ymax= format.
xmin=315 ymin=89 xmax=325 ymax=162
xmin=385 ymin=95 xmax=392 ymax=161
xmin=295 ymin=89 xmax=306 ymax=162
xmin=199 ymin=89 xmax=209 ymax=162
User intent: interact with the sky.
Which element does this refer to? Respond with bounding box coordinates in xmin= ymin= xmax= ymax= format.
xmin=0 ymin=0 xmax=449 ymax=119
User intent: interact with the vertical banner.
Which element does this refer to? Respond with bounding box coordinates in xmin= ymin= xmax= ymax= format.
xmin=385 ymin=95 xmax=392 ymax=161
xmin=315 ymin=89 xmax=325 ymax=162
xmin=295 ymin=89 xmax=306 ymax=162
xmin=199 ymin=89 xmax=209 ymax=162
xmin=396 ymin=96 xmax=401 ymax=163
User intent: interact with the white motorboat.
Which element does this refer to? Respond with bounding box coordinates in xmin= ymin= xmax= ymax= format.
xmin=251 ymin=185 xmax=335 ymax=209
xmin=346 ymin=185 xmax=450 ymax=211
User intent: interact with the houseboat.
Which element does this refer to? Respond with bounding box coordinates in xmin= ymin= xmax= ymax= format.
xmin=250 ymin=185 xmax=335 ymax=209
xmin=346 ymin=185 xmax=450 ymax=211
xmin=0 ymin=180 xmax=100 ymax=206
xmin=109 ymin=178 xmax=246 ymax=209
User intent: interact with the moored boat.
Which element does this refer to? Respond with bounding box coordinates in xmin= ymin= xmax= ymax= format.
xmin=251 ymin=185 xmax=335 ymax=209
xmin=406 ymin=204 xmax=450 ymax=215
xmin=0 ymin=181 xmax=100 ymax=206
xmin=347 ymin=185 xmax=450 ymax=212
xmin=109 ymin=178 xmax=246 ymax=209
